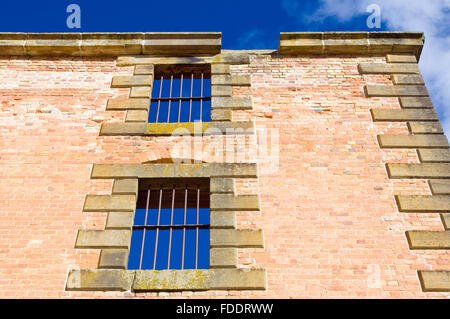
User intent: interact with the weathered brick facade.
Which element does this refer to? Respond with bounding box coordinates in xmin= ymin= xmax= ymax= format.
xmin=0 ymin=32 xmax=448 ymax=298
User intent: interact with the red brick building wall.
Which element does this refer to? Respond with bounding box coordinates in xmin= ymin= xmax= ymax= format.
xmin=0 ymin=53 xmax=448 ymax=298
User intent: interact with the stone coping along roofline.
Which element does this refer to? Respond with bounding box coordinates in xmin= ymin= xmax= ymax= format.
xmin=0 ymin=31 xmax=424 ymax=59
xmin=279 ymin=32 xmax=424 ymax=60
xmin=0 ymin=32 xmax=222 ymax=56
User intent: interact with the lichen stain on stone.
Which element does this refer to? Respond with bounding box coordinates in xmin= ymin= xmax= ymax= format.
xmin=134 ymin=270 xmax=208 ymax=290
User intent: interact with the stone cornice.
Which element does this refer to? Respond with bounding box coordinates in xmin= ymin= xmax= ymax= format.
xmin=279 ymin=32 xmax=424 ymax=59
xmin=0 ymin=32 xmax=222 ymax=56
xmin=0 ymin=31 xmax=425 ymax=58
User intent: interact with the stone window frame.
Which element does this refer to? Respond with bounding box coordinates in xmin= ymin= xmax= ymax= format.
xmin=101 ymin=53 xmax=255 ymax=136
xmin=128 ymin=177 xmax=211 ymax=271
xmin=66 ymin=162 xmax=266 ymax=291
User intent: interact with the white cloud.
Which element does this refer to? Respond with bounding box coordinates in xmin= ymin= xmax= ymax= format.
xmin=283 ymin=0 xmax=450 ymax=135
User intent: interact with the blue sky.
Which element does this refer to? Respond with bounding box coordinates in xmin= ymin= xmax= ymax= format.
xmin=1 ymin=0 xmax=449 ymax=134
xmin=0 ymin=0 xmax=387 ymax=48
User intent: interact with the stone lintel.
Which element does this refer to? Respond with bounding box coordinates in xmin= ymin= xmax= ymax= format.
xmin=91 ymin=163 xmax=258 ymax=179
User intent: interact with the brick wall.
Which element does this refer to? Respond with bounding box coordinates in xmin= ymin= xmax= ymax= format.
xmin=0 ymin=54 xmax=447 ymax=298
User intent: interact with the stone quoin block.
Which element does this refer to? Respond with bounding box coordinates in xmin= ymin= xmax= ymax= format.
xmin=386 ymin=54 xmax=417 ymax=63
xmin=406 ymin=231 xmax=450 ymax=249
xmin=370 ymin=109 xmax=438 ymax=122
xmin=395 ymin=195 xmax=450 ymax=212
xmin=407 ymin=122 xmax=444 ymax=134
xmin=387 ymin=163 xmax=450 ymax=179
xmin=83 ymin=194 xmax=136 ymax=212
xmin=399 ymin=97 xmax=434 ymax=108
xmin=364 ymin=85 xmax=429 ymax=97
xmin=210 ymin=229 xmax=264 ymax=248
xmin=98 ymin=249 xmax=129 ymax=269
xmin=106 ymin=98 xmax=150 ymax=110
xmin=75 ymin=230 xmax=132 ymax=249
xmin=378 ymin=135 xmax=449 ymax=148
xmin=418 ymin=271 xmax=450 ymax=292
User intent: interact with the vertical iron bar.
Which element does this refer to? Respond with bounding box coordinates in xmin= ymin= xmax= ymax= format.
xmin=178 ymin=73 xmax=183 ymax=122
xmin=156 ymin=75 xmax=163 ymax=123
xmin=188 ymin=73 xmax=193 ymax=122
xmin=167 ymin=75 xmax=173 ymax=123
xmin=152 ymin=186 xmax=163 ymax=270
xmin=167 ymin=186 xmax=175 ymax=269
xmin=181 ymin=186 xmax=188 ymax=269
xmin=138 ymin=189 xmax=151 ymax=270
xmin=199 ymin=72 xmax=203 ymax=122
xmin=195 ymin=187 xmax=200 ymax=269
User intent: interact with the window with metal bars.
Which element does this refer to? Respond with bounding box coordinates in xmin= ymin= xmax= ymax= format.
xmin=149 ymin=64 xmax=211 ymax=123
xmin=128 ymin=178 xmax=210 ymax=270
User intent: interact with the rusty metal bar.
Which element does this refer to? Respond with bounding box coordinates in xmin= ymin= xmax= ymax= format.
xmin=199 ymin=72 xmax=203 ymax=122
xmin=195 ymin=186 xmax=200 ymax=269
xmin=167 ymin=75 xmax=173 ymax=123
xmin=167 ymin=186 xmax=175 ymax=269
xmin=155 ymin=75 xmax=163 ymax=123
xmin=181 ymin=186 xmax=188 ymax=270
xmin=133 ymin=224 xmax=209 ymax=230
xmin=178 ymin=73 xmax=183 ymax=122
xmin=188 ymin=73 xmax=193 ymax=122
xmin=138 ymin=189 xmax=151 ymax=270
xmin=152 ymin=186 xmax=163 ymax=270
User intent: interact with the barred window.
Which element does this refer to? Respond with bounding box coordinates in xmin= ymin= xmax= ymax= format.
xmin=148 ymin=65 xmax=211 ymax=123
xmin=128 ymin=178 xmax=210 ymax=270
